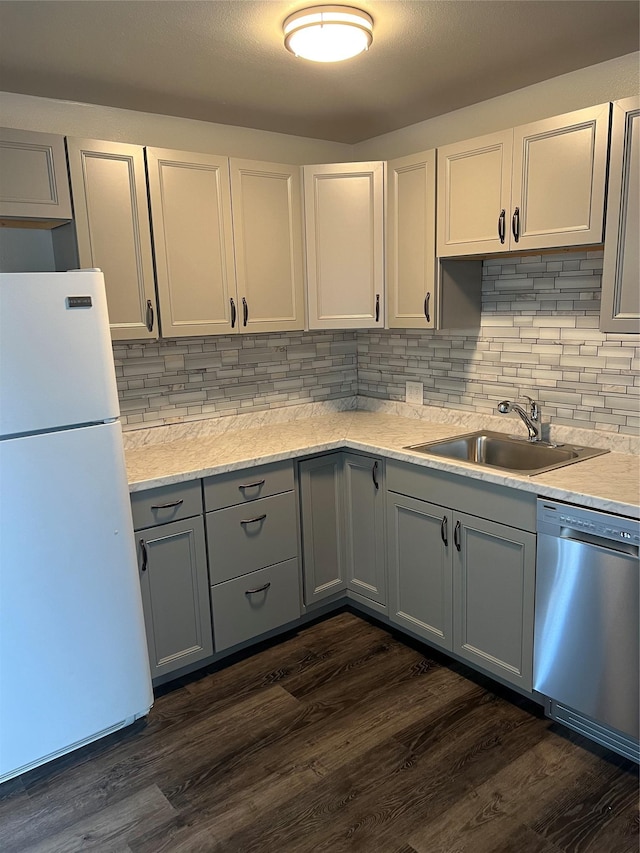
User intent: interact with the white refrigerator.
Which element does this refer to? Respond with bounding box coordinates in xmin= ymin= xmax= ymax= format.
xmin=0 ymin=270 xmax=153 ymax=783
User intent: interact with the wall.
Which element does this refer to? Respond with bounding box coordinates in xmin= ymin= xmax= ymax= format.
xmin=353 ymin=52 xmax=640 ymax=159
xmin=358 ymin=250 xmax=640 ymax=438
xmin=0 ymin=91 xmax=352 ymax=164
xmin=114 ymin=331 xmax=357 ymax=429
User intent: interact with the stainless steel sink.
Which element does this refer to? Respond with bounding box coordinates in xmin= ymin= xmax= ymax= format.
xmin=405 ymin=429 xmax=609 ymax=476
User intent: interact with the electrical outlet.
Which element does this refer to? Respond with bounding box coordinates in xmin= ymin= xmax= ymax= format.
xmin=406 ymin=380 xmax=423 ymax=405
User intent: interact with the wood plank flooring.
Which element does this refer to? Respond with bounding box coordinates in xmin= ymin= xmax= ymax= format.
xmin=1 ymin=611 xmax=637 ymax=852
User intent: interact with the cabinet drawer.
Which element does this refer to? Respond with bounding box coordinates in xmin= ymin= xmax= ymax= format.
xmin=204 ymin=460 xmax=294 ymax=511
xmin=131 ymin=480 xmax=202 ymax=530
xmin=211 ymin=558 xmax=301 ymax=652
xmin=207 ymin=491 xmax=297 ymax=583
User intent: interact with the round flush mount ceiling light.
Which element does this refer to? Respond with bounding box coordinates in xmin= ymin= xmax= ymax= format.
xmin=283 ymin=5 xmax=373 ymax=63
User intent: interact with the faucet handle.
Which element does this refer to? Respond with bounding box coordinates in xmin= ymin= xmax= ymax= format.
xmin=521 ymin=395 xmax=539 ymax=422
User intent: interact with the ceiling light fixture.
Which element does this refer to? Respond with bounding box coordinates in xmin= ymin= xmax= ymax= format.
xmin=283 ymin=5 xmax=373 ymax=63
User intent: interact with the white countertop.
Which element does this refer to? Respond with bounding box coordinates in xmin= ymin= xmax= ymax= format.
xmin=125 ymin=410 xmax=640 ymax=519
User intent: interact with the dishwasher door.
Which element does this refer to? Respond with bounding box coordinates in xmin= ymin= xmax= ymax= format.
xmin=534 ymin=500 xmax=639 ymax=742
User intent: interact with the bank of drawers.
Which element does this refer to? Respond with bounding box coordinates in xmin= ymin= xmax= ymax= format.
xmin=204 ymin=461 xmax=301 ymax=651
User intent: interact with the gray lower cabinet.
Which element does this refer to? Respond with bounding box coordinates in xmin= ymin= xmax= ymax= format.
xmin=204 ymin=461 xmax=301 ymax=652
xmin=452 ymin=512 xmax=536 ymax=690
xmin=343 ymin=452 xmax=386 ymax=606
xmin=135 ymin=513 xmax=213 ymax=680
xmin=298 ymin=453 xmax=347 ymax=604
xmin=386 ymin=460 xmax=536 ymax=692
xmin=387 ymin=494 xmax=452 ymax=651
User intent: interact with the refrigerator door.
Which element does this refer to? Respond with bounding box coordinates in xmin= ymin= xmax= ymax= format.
xmin=0 ymin=270 xmax=120 ymax=437
xmin=0 ymin=420 xmax=153 ymax=781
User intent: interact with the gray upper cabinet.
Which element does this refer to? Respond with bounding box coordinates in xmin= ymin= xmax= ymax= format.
xmin=146 ymin=148 xmax=237 ymax=337
xmin=438 ymin=104 xmax=611 ymax=256
xmin=387 ymin=150 xmax=437 ymax=329
xmin=229 ymin=158 xmax=305 ymax=334
xmin=343 ymin=452 xmax=386 ymax=608
xmin=304 ymin=162 xmax=384 ymax=330
xmin=600 ymin=96 xmax=640 ymax=334
xmin=298 ymin=453 xmax=347 ymax=604
xmin=0 ymin=127 xmax=72 ymax=225
xmin=66 ymin=138 xmax=158 ymax=340
xmin=147 ymin=151 xmax=305 ymax=337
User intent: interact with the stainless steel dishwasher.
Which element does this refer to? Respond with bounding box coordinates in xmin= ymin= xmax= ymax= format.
xmin=534 ymin=499 xmax=639 ymax=762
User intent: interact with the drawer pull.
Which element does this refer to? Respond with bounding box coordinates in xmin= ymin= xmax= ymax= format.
xmin=240 ymin=513 xmax=267 ymax=525
xmin=238 ymin=479 xmax=266 ymax=490
xmin=454 ymin=520 xmax=461 ymax=552
xmin=150 ymin=499 xmax=184 ymax=510
xmin=245 ymin=582 xmax=271 ymax=595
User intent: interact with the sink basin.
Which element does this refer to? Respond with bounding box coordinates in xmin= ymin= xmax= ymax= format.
xmin=405 ymin=430 xmax=609 ymax=476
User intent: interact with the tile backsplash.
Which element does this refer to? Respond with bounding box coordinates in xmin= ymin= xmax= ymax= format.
xmin=115 ymin=250 xmax=639 ymax=437
xmin=358 ymin=251 xmax=639 ymax=437
xmin=114 ymin=331 xmax=357 ymax=429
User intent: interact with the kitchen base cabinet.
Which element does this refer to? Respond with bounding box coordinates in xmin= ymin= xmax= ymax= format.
xmin=298 ymin=453 xmax=347 ymax=604
xmin=211 ymin=558 xmax=301 ymax=652
xmin=386 ymin=460 xmax=536 ymax=692
xmin=343 ymin=452 xmax=386 ymax=607
xmin=453 ymin=512 xmax=535 ymax=691
xmin=387 ymin=494 xmax=452 ymax=651
xmin=136 ymin=515 xmax=213 ymax=680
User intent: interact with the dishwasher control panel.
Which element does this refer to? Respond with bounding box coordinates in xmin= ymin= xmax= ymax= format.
xmin=538 ymin=500 xmax=640 ymax=545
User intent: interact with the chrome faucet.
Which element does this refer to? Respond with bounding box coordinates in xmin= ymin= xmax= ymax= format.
xmin=497 ymin=395 xmax=541 ymax=441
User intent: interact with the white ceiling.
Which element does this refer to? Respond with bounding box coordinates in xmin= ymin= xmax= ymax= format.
xmin=0 ymin=1 xmax=638 ymax=144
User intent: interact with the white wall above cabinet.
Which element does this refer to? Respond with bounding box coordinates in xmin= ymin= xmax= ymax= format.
xmin=0 ymin=127 xmax=72 ymax=225
xmin=437 ymin=103 xmax=611 ymax=257
xmin=303 ymin=161 xmax=384 ymax=330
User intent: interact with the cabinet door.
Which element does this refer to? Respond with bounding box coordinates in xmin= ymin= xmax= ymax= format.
xmin=298 ymin=453 xmax=347 ymax=604
xmin=0 ymin=127 xmax=72 ymax=223
xmin=387 ymin=493 xmax=452 ymax=651
xmin=146 ymin=148 xmax=237 ymax=337
xmin=511 ymin=103 xmax=610 ymax=251
xmin=137 ymin=516 xmax=213 ymax=679
xmin=452 ymin=513 xmax=535 ymax=691
xmin=230 ymin=159 xmax=305 ymax=333
xmin=387 ymin=150 xmax=436 ymax=329
xmin=66 ymin=138 xmax=157 ymax=340
xmin=343 ymin=453 xmax=386 ymax=606
xmin=304 ymin=161 xmax=384 ymax=329
xmin=601 ymin=96 xmax=640 ymax=333
xmin=437 ymin=130 xmax=512 ymax=257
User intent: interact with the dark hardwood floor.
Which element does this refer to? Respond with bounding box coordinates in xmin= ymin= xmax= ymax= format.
xmin=1 ymin=611 xmax=638 ymax=852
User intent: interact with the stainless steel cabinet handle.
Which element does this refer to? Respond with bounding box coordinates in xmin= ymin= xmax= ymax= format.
xmin=230 ymin=297 xmax=236 ymax=328
xmin=145 ymin=299 xmax=154 ymax=332
xmin=375 ymin=293 xmax=380 ymax=322
xmin=498 ymin=209 xmax=506 ymax=244
xmin=242 ymin=297 xmax=248 ymax=327
xmin=240 ymin=513 xmax=267 ymax=525
xmin=139 ymin=539 xmax=148 ymax=572
xmin=424 ymin=292 xmax=431 ymax=323
xmin=441 ymin=515 xmax=448 ymax=546
xmin=245 ymin=582 xmax=271 ymax=595
xmin=238 ymin=479 xmax=266 ymax=490
xmin=150 ymin=499 xmax=184 ymax=510
xmin=372 ymin=460 xmax=379 ymax=490
xmin=512 ymin=207 xmax=520 ymax=243
xmin=454 ymin=520 xmax=461 ymax=552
